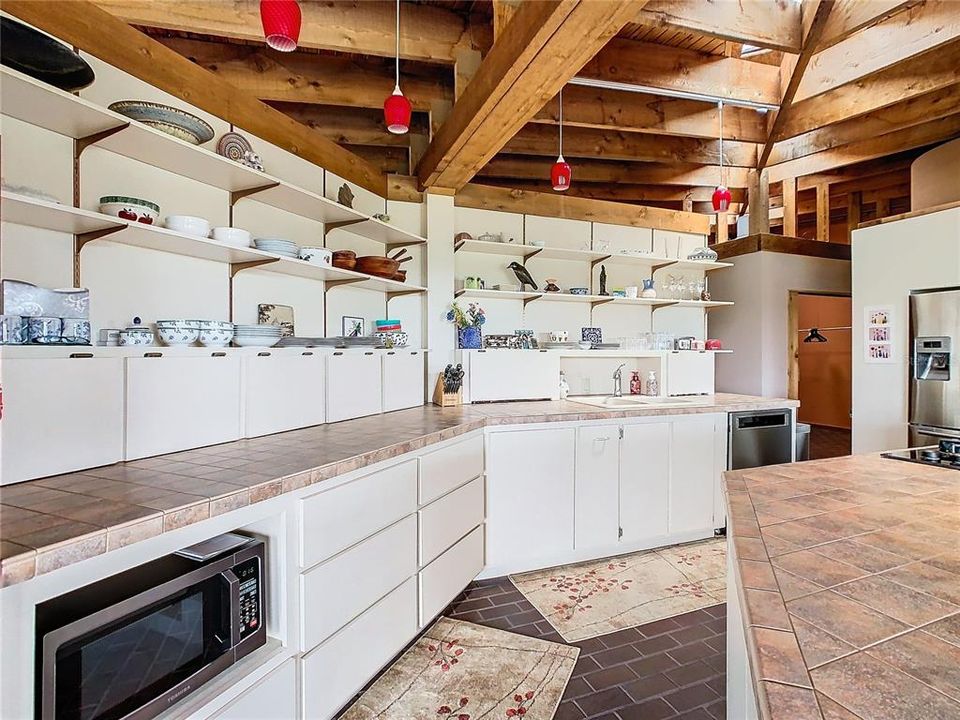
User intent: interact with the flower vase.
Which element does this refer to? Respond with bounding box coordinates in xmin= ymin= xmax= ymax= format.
xmin=641 ymin=278 xmax=657 ymax=298
xmin=458 ymin=326 xmax=482 ymax=349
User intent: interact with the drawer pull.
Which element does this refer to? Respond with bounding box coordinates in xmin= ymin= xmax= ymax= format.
xmin=144 ymin=352 xmax=163 ymax=358
xmin=387 ymin=351 xmax=396 ymax=355
xmin=68 ymin=352 xmax=94 ymax=359
xmin=302 ymin=351 xmax=314 ymax=356
xmin=333 ymin=351 xmax=344 ymax=356
xmin=595 ymin=436 xmax=611 ymax=442
xmin=258 ymin=351 xmax=271 ymax=357
xmin=211 ymin=351 xmax=227 ymax=357
xmin=411 ymin=351 xmax=419 ymax=355
xmin=364 ymin=351 xmax=374 ymax=355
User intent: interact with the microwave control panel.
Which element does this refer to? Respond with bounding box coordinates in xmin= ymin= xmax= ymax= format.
xmin=234 ymin=557 xmax=262 ymax=640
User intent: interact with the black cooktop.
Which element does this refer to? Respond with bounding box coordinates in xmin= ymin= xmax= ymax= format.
xmin=882 ymin=443 xmax=960 ymax=470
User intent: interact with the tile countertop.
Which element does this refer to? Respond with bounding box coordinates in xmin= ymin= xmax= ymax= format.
xmin=724 ymin=455 xmax=960 ymax=720
xmin=0 ymin=393 xmax=794 ymax=587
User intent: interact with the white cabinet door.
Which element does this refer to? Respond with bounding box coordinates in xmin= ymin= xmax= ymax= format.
xmin=213 ymin=658 xmax=297 ymax=720
xmin=468 ymin=350 xmax=559 ymax=402
xmin=485 ymin=428 xmax=575 ymax=573
xmin=244 ymin=350 xmax=326 ymax=437
xmin=666 ymin=352 xmax=715 ymax=396
xmin=125 ymin=354 xmax=242 ymax=460
xmin=574 ymin=425 xmax=620 ymax=549
xmin=620 ymin=422 xmax=670 ymax=544
xmin=670 ymin=418 xmax=717 ymax=534
xmin=0 ymin=356 xmax=124 ymax=484
xmin=327 ymin=351 xmax=382 ymax=422
xmin=382 ymin=349 xmax=424 ymax=412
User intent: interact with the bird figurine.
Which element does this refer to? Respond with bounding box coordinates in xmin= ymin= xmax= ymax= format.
xmin=507 ymin=261 xmax=538 ymax=291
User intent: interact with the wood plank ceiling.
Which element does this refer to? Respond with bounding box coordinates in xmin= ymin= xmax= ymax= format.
xmin=87 ymin=0 xmax=960 ymax=238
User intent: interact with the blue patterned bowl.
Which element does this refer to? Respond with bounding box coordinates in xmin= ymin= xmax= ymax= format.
xmin=108 ymin=100 xmax=215 ymax=145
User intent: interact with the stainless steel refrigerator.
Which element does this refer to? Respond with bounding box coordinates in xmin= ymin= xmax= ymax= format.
xmin=910 ymin=287 xmax=960 ymax=446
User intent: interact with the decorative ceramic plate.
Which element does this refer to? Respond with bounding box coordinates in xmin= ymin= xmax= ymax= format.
xmin=108 ymin=100 xmax=215 ymax=145
xmin=217 ymin=132 xmax=254 ymax=162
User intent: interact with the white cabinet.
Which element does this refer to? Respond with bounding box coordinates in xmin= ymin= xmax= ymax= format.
xmin=666 ymin=351 xmax=715 ymax=396
xmin=244 ymin=350 xmax=326 ymax=437
xmin=213 ymin=658 xmax=297 ymax=720
xmin=419 ymin=476 xmax=484 ymax=565
xmin=574 ymin=425 xmax=620 ymax=548
xmin=0 ymin=355 xmax=124 ymax=484
xmin=382 ymin=349 xmax=424 ymax=412
xmin=467 ymin=350 xmax=559 ymax=402
xmin=670 ymin=417 xmax=719 ymax=534
xmin=485 ymin=427 xmax=575 ymax=573
xmin=125 ymin=354 xmax=242 ymax=460
xmin=620 ymin=422 xmax=671 ymax=543
xmin=326 ymin=350 xmax=382 ymax=423
xmin=420 ymin=525 xmax=484 ymax=625
xmin=302 ymin=578 xmax=417 ymax=720
xmin=419 ymin=434 xmax=483 ymax=505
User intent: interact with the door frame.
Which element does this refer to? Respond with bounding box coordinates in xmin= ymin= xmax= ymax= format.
xmin=786 ymin=290 xmax=852 ymax=400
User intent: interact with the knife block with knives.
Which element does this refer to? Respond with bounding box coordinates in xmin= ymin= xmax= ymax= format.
xmin=432 ymin=363 xmax=464 ymax=407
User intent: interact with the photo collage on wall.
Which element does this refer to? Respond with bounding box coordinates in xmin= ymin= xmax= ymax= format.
xmin=864 ymin=305 xmax=895 ymax=363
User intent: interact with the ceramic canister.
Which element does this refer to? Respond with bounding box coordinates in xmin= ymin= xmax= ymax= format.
xmin=61 ymin=318 xmax=92 ymax=344
xmin=26 ymin=316 xmax=62 ymax=343
xmin=0 ymin=315 xmax=25 ymax=344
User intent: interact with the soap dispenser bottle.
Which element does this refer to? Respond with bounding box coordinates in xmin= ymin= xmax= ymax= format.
xmin=645 ymin=370 xmax=659 ymax=396
xmin=558 ymin=370 xmax=570 ymax=400
xmin=630 ymin=370 xmax=642 ymax=395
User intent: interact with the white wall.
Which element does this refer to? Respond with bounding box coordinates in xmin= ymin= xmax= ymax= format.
xmin=911 ymin=138 xmax=960 ymax=211
xmin=709 ymin=251 xmax=851 ymax=398
xmin=851 ymin=207 xmax=960 ymax=452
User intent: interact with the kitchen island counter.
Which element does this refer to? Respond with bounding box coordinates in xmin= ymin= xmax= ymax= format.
xmin=0 ymin=393 xmax=794 ymax=587
xmin=724 ymin=455 xmax=960 ymax=719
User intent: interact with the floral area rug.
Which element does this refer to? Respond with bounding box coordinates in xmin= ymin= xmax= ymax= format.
xmin=340 ymin=617 xmax=579 ymax=720
xmin=511 ymin=538 xmax=726 ymax=642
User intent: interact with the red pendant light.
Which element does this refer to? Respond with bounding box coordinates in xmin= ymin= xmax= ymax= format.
xmin=551 ymin=88 xmax=572 ymax=191
xmin=260 ymin=0 xmax=301 ymax=53
xmin=712 ymin=100 xmax=730 ymax=212
xmin=384 ymin=0 xmax=412 ymax=135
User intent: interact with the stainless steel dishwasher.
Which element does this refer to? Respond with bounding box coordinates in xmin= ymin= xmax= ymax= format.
xmin=728 ymin=409 xmax=794 ymax=469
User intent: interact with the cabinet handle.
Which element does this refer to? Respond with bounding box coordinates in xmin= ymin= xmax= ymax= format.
xmin=411 ymin=351 xmax=418 ymax=355
xmin=333 ymin=351 xmax=344 ymax=356
xmin=387 ymin=351 xmax=396 ymax=355
xmin=144 ymin=352 xmax=163 ymax=358
xmin=211 ymin=351 xmax=227 ymax=357
xmin=68 ymin=352 xmax=94 ymax=359
xmin=257 ymin=351 xmax=271 ymax=357
xmin=301 ymin=351 xmax=314 ymax=356
xmin=364 ymin=351 xmax=374 ymax=355
xmin=595 ymin=436 xmax=610 ymax=442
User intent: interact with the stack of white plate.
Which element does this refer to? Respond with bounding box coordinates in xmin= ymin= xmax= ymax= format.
xmin=254 ymin=238 xmax=300 ymax=258
xmin=233 ymin=324 xmax=282 ymax=347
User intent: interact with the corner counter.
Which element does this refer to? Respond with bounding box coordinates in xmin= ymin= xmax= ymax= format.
xmin=724 ymin=455 xmax=960 ymax=719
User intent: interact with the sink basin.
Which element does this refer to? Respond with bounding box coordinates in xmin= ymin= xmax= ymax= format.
xmin=568 ymin=395 xmax=710 ymax=409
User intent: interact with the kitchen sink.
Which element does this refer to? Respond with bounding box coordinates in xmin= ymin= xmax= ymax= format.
xmin=568 ymin=395 xmax=712 ymax=409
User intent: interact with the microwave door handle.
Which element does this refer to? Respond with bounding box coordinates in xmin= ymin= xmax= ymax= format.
xmin=221 ymin=569 xmax=242 ymax=647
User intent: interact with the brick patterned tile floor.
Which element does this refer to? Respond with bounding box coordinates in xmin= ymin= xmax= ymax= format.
xmin=445 ymin=577 xmax=727 ymax=720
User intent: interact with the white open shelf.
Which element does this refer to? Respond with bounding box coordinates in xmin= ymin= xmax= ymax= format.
xmin=453 ymin=286 xmax=730 ymax=309
xmin=0 ymin=66 xmax=426 ymax=244
xmin=454 ymin=288 xmax=540 ymax=301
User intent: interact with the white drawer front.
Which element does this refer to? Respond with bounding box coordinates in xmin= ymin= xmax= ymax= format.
xmin=213 ymin=658 xmax=297 ymax=720
xmin=302 ymin=578 xmax=417 ymax=720
xmin=125 ymin=355 xmax=242 ymax=459
xmin=301 ymin=459 xmax=417 ymax=568
xmin=382 ymin=350 xmax=425 ymax=412
xmin=0 ymin=357 xmax=124 ymax=484
xmin=419 ymin=476 xmax=484 ymax=566
xmin=301 ymin=515 xmax=417 ymax=652
xmin=420 ymin=526 xmax=484 ymax=625
xmin=419 ymin=434 xmax=484 ymax=505
xmin=327 ymin=351 xmax=382 ymax=423
xmin=244 ymin=351 xmax=325 ymax=437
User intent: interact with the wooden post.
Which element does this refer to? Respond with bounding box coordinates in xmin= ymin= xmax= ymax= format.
xmin=682 ymin=194 xmax=694 ymax=213
xmin=816 ymin=183 xmax=830 ymax=241
xmin=716 ymin=212 xmax=729 ymax=243
xmin=847 ymin=190 xmax=862 ymax=241
xmin=782 ymin=177 xmax=797 ymax=237
xmin=747 ymin=169 xmax=770 ymax=235
xmin=876 ymin=196 xmax=891 ymax=218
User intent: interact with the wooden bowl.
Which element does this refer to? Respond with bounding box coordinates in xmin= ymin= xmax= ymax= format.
xmin=332 ymin=250 xmax=357 ymax=270
xmin=392 ymin=269 xmax=407 ymax=282
xmin=355 ymin=255 xmax=400 ymax=278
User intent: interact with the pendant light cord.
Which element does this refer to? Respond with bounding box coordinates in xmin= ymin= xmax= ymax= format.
xmin=558 ymin=87 xmax=564 ymax=157
xmin=718 ymin=100 xmax=724 ymax=187
xmin=395 ymin=0 xmax=400 ymax=89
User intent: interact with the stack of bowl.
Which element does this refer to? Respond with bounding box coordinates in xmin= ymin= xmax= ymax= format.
xmin=233 ymin=324 xmax=282 ymax=347
xmin=254 ymin=238 xmax=299 ymax=258
xmin=210 ymin=227 xmax=252 ymax=248
xmin=374 ymin=319 xmax=407 ymax=348
xmin=156 ymin=319 xmax=200 ymax=346
xmin=198 ymin=320 xmax=234 ymax=347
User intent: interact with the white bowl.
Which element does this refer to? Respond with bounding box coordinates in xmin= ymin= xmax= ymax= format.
xmin=578 ymin=341 xmax=592 ymax=350
xmin=165 ymin=215 xmax=211 ymax=237
xmin=199 ymin=326 xmax=234 ymax=347
xmin=210 ymin=227 xmax=252 ymax=247
xmin=299 ymin=247 xmax=332 ymax=266
xmin=157 ymin=325 xmax=200 ymax=346
xmin=99 ymin=196 xmax=160 ymax=225
xmin=233 ymin=335 xmax=280 ymax=348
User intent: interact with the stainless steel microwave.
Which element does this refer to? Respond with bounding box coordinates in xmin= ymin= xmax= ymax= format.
xmin=35 ymin=534 xmax=266 ymax=720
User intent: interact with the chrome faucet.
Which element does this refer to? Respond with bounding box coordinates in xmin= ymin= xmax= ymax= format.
xmin=613 ymin=363 xmax=625 ymax=397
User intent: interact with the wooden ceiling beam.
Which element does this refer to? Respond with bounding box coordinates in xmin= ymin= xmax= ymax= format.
xmin=814 ymin=0 xmax=917 ymax=51
xmin=93 ymin=0 xmax=483 ymax=64
xmin=635 ymin=0 xmax=802 ymax=52
xmin=530 ymin=86 xmax=768 ymax=142
xmin=478 ymin=155 xmax=752 ymax=188
xmin=777 ymin=39 xmax=960 ymax=140
xmin=475 ymin=178 xmax=746 ymax=204
xmin=768 ymin=114 xmax=960 ymax=182
xmin=417 ymin=0 xmax=646 ymax=190
xmin=503 ymin=124 xmax=758 ymax=167
xmin=796 ymin=0 xmax=960 ymax=103
xmin=342 ymin=145 xmax=410 ymax=175
xmin=795 ymin=154 xmax=916 ymax=189
xmin=265 ymin=102 xmax=429 ymax=147
xmin=578 ymin=38 xmax=781 ymax=106
xmin=456 ymin=183 xmax=711 ymax=234
xmin=3 ymin=0 xmax=385 ymax=195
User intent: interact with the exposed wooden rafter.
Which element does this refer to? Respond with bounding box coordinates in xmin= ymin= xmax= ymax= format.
xmin=814 ymin=0 xmax=917 ymax=51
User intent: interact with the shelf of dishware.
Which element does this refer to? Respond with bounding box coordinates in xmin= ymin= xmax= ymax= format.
xmin=454 ymin=238 xmax=731 ymax=272
xmin=453 ymin=287 xmax=732 ymax=309
xmin=0 ymin=66 xmax=427 ymax=247
xmin=1 ymin=192 xmax=426 ymax=294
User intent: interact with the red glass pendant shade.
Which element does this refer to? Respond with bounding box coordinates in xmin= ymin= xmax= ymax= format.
xmin=551 ymin=157 xmax=572 ymax=191
xmin=712 ymin=185 xmax=732 ymax=212
xmin=384 ymin=87 xmax=412 ymax=135
xmin=260 ymin=0 xmax=301 ymax=52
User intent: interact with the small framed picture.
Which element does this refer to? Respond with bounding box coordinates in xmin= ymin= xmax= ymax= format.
xmin=342 ymin=316 xmax=365 ymax=337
